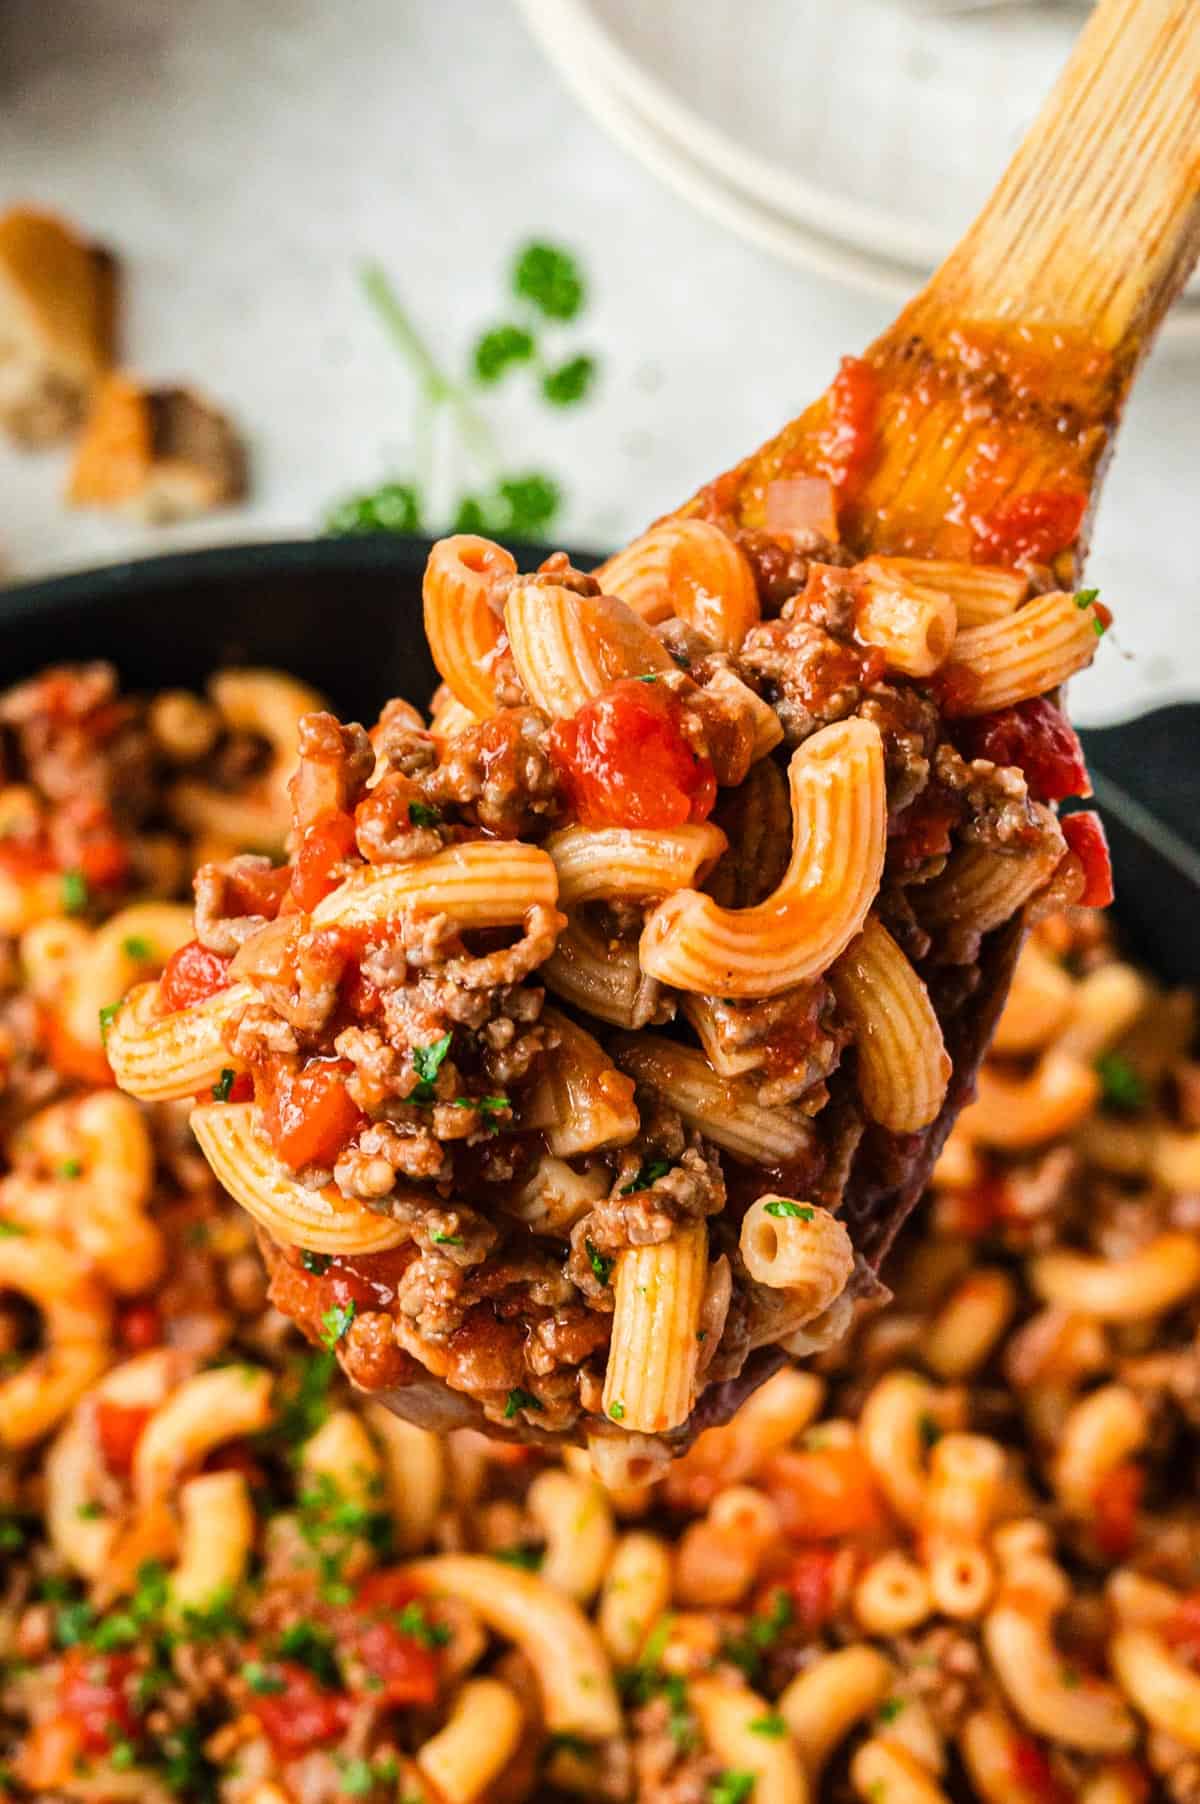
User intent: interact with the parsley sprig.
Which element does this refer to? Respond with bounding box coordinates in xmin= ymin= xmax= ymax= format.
xmin=325 ymin=245 xmax=597 ymax=542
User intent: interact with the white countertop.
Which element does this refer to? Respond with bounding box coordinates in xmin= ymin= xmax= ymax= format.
xmin=0 ymin=0 xmax=1195 ymax=727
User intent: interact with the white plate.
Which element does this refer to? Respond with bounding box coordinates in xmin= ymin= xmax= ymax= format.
xmin=516 ymin=0 xmax=1200 ymax=337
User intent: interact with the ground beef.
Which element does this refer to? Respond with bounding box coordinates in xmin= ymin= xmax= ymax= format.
xmin=934 ymin=741 xmax=1042 ymax=850
xmin=576 ymin=1143 xmax=726 ymax=1262
xmin=692 ymin=982 xmax=849 ymax=1108
xmin=417 ymin=708 xmax=563 ymax=837
xmin=194 ymin=855 xmax=285 ymax=953
xmin=892 ymin=1625 xmax=984 ymax=1736
xmin=734 ymin=527 xmax=854 ymax=616
xmin=0 ymin=663 xmax=157 ymax=823
xmin=860 ymin=684 xmax=939 ymax=818
xmin=354 ymin=770 xmax=445 ymax=863
xmin=288 ymin=710 xmax=374 ymax=830
xmin=737 ymin=615 xmax=882 ymax=746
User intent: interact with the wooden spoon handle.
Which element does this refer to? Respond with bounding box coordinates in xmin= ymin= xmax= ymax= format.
xmin=912 ymin=0 xmax=1200 ymax=357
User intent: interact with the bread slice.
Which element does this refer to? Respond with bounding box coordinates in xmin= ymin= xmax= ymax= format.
xmin=68 ymin=374 xmax=247 ymax=522
xmin=0 ymin=207 xmax=117 ymax=446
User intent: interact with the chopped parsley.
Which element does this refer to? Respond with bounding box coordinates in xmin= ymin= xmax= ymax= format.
xmin=408 ymin=800 xmax=442 ymax=828
xmin=877 ymin=1697 xmax=906 ymax=1724
xmin=431 ymin=1231 xmax=464 ymax=1247
xmin=749 ymin=1714 xmax=786 ymax=1737
xmin=272 ymin=1350 xmax=336 ymax=1447
xmin=98 ymin=1001 xmax=122 ymax=1041
xmin=301 ymin=1249 xmax=331 ymax=1274
xmin=504 ymin=1387 xmax=543 ymax=1420
xmin=513 ymin=241 xmax=586 ymax=321
xmin=210 ymin=1067 xmax=236 ymax=1103
xmin=318 ymin=1301 xmax=356 ymax=1351
xmin=1074 ymin=588 xmax=1100 ymax=609
xmin=608 ymin=1400 xmax=626 ymax=1421
xmin=121 ymin=935 xmax=153 ymax=960
xmin=710 ymin=1773 xmax=756 ymax=1804
xmin=722 ymin=1591 xmax=793 ymax=1686
xmin=60 ymin=869 xmax=89 ymax=915
xmin=396 ymin=1600 xmax=452 ymax=1649
xmin=109 ymin=1738 xmax=137 ymax=1772
xmin=275 ymin=1620 xmax=339 ymax=1688
xmin=618 ymin=1617 xmax=696 ymax=1753
xmin=327 ymin=480 xmax=424 ymax=537
xmin=620 ymin=1158 xmax=672 ymax=1195
xmin=633 ymin=672 xmax=659 ymax=683
xmin=1096 ymin=1051 xmax=1147 ymax=1113
xmin=472 ymin=323 xmax=536 ymax=384
xmin=494 ymin=1542 xmax=545 ymax=1571
xmin=917 ymin=1411 xmax=942 ymax=1451
xmin=56 ymin=1159 xmax=83 ymax=1179
xmin=584 ymin=1238 xmax=614 ymax=1286
xmin=241 ymin=1660 xmax=285 ymax=1695
xmin=338 ymin=1754 xmax=401 ymax=1795
xmin=0 ymin=1519 xmax=26 ymax=1551
xmin=76 ymin=1500 xmax=104 ymax=1520
xmin=0 ymin=1221 xmax=26 ymax=1238
xmin=764 ymin=1200 xmax=814 ymax=1221
xmin=542 ymin=353 xmax=596 ymax=406
xmin=411 ymin=1031 xmax=453 ymax=1103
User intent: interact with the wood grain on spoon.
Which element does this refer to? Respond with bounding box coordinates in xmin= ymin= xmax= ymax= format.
xmin=685 ymin=0 xmax=1200 ymax=581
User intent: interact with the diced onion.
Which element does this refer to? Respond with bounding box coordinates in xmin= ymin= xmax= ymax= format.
xmin=765 ymin=476 xmax=838 ymax=542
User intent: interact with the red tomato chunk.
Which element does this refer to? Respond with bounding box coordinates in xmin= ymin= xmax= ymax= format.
xmin=549 ymin=678 xmax=717 ymax=829
xmin=261 ymin=1059 xmax=364 ymax=1171
xmin=781 ymin=1547 xmax=838 ymax=1635
xmin=291 ymin=809 xmax=357 ymax=912
xmin=159 ymin=940 xmax=233 ymax=1012
xmin=1062 ymin=811 xmax=1114 ymax=909
xmin=58 ymin=1648 xmax=141 ymax=1755
xmin=956 ymin=698 xmax=1089 ymax=805
xmin=94 ymin=1400 xmax=153 ymax=1476
xmin=116 ymin=1301 xmax=162 ymax=1354
xmin=250 ymin=1660 xmax=354 ymax=1756
xmin=1010 ymin=1735 xmax=1073 ymax=1804
xmin=972 ymin=489 xmax=1086 ymax=567
xmin=1092 ymin=1460 xmax=1144 ymax=1561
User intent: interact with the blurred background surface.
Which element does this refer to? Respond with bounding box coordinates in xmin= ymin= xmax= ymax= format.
xmin=0 ymin=0 xmax=1195 ymax=726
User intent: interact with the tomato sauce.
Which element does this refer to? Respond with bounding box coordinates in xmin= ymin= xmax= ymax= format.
xmin=549 ymin=678 xmax=716 ymax=830
xmin=813 ymin=356 xmax=880 ymax=502
xmin=159 ymin=940 xmax=234 ymax=1012
xmin=972 ymin=489 xmax=1086 ymax=568
xmin=260 ymin=1058 xmax=365 ymax=1172
xmin=290 ymin=809 xmax=357 ymax=912
xmin=57 ymin=1648 xmax=141 ymax=1756
xmin=779 ymin=1547 xmax=839 ymax=1634
xmin=955 ymin=698 xmax=1089 ymax=805
xmin=1092 ymin=1460 xmax=1144 ymax=1560
xmin=1061 ymin=812 xmax=1114 ymax=909
xmin=250 ymin=1661 xmax=354 ymax=1757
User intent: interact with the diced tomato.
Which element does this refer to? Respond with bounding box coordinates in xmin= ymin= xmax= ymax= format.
xmin=57 ymin=1648 xmax=141 ymax=1755
xmin=95 ymin=1400 xmax=152 ymax=1476
xmin=549 ymin=678 xmax=717 ymax=830
xmin=344 ymin=1617 xmax=439 ymax=1706
xmin=814 ymin=355 xmax=880 ymax=501
xmin=226 ymin=859 xmax=291 ymax=919
xmin=260 ymin=1058 xmax=364 ymax=1172
xmin=1062 ymin=811 xmax=1114 ymax=908
xmin=78 ymin=832 xmax=130 ymax=892
xmin=0 ymin=836 xmax=55 ymax=878
xmin=1163 ymin=1590 xmax=1200 ymax=1661
xmin=159 ymin=939 xmax=233 ymax=1012
xmin=116 ymin=1301 xmax=162 ymax=1353
xmin=345 ymin=1570 xmax=440 ymax=1705
xmin=763 ymin=1445 xmax=888 ymax=1540
xmin=194 ymin=1071 xmax=253 ymax=1105
xmin=956 ymin=698 xmax=1090 ymax=805
xmin=41 ymin=1009 xmax=114 ymax=1087
xmin=1092 ymin=1460 xmax=1144 ymax=1561
xmin=781 ymin=1547 xmax=838 ymax=1634
xmin=973 ymin=489 xmax=1086 ymax=568
xmin=250 ymin=1660 xmax=354 ymax=1757
xmin=290 ymin=809 xmax=358 ymax=912
xmin=1009 ymin=1734 xmax=1072 ymax=1804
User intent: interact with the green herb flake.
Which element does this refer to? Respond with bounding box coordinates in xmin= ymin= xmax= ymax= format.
xmin=877 ymin=1697 xmax=906 ymax=1724
xmin=764 ymin=1200 xmax=814 ymax=1220
xmin=634 ymin=673 xmax=659 ymax=683
xmin=396 ymin=1600 xmax=452 ymax=1649
xmin=585 ymin=1237 xmax=614 ymax=1286
xmin=121 ymin=936 xmax=153 ymax=961
xmin=408 ymin=800 xmax=442 ymax=828
xmin=504 ymin=1387 xmax=543 ymax=1420
xmin=326 ymin=480 xmax=424 ymax=538
xmin=241 ymin=1661 xmax=285 ymax=1695
xmin=749 ymin=1714 xmax=787 ymax=1738
xmin=710 ymin=1770 xmax=756 ymax=1804
xmin=431 ymin=1231 xmax=464 ymax=1247
xmin=211 ymin=1067 xmax=236 ymax=1103
xmin=411 ymin=1031 xmax=453 ymax=1103
xmin=60 ymin=869 xmax=89 ymax=916
xmin=917 ymin=1411 xmax=942 ymax=1451
xmin=1074 ymin=588 xmax=1099 ymax=609
xmin=472 ymin=323 xmax=536 ymax=384
xmin=0 ymin=1519 xmax=25 ymax=1551
xmin=56 ymin=1158 xmax=84 ymax=1179
xmin=513 ymin=241 xmax=586 ymax=322
xmin=319 ymin=1301 xmax=356 ymax=1351
xmin=76 ymin=1501 xmax=105 ymax=1520
xmin=301 ymin=1249 xmax=331 ymax=1274
xmin=0 ymin=1221 xmax=27 ymax=1239
xmin=494 ymin=1542 xmax=544 ymax=1571
xmin=1096 ymin=1051 xmax=1147 ymax=1113
xmin=608 ymin=1400 xmax=626 ymax=1421
xmin=275 ymin=1620 xmax=339 ymax=1688
xmin=541 ymin=353 xmax=596 ymax=407
xmin=620 ymin=1158 xmax=672 ymax=1195
xmin=109 ymin=1738 xmax=137 ymax=1772
xmin=98 ymin=1001 xmax=123 ymax=1042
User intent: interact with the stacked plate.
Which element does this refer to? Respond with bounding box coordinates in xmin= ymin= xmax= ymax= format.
xmin=516 ymin=0 xmax=1200 ymax=336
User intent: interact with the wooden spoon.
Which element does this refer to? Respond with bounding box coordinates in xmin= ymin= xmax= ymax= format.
xmin=363 ymin=0 xmax=1200 ymax=1448
xmin=676 ymin=0 xmax=1200 ymax=1292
